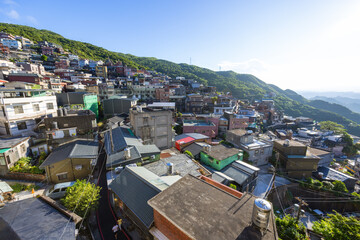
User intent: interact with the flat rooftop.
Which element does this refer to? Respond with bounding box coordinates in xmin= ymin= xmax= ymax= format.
xmin=148 ymin=175 xmax=277 ymax=240
xmin=275 ymin=139 xmax=305 ymax=147
xmin=202 ymin=144 xmax=241 ymax=160
xmin=183 ymin=120 xmax=215 ymax=127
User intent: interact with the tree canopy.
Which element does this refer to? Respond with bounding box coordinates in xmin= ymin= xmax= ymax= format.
xmin=275 ymin=215 xmax=307 ymax=240
xmin=319 ymin=121 xmax=346 ymax=134
xmin=313 ymin=211 xmax=360 ymax=240
xmin=61 ymin=179 xmax=101 ymax=217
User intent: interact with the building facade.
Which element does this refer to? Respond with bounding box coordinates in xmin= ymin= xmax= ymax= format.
xmin=0 ymin=89 xmax=58 ymax=136
xmin=130 ymin=107 xmax=174 ymax=149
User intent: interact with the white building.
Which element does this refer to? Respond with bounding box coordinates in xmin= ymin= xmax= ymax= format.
xmin=0 ymin=89 xmax=58 ymax=136
xmin=15 ymin=36 xmax=34 ymax=48
xmin=226 ymin=129 xmax=273 ymax=166
xmin=0 ymin=39 xmax=22 ymax=50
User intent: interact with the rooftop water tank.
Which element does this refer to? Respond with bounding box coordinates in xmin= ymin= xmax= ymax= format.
xmin=252 ymin=198 xmax=272 ymax=231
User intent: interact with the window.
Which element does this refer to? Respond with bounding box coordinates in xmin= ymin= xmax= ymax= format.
xmin=57 ymin=172 xmax=68 ymax=181
xmin=260 ymin=149 xmax=264 ymax=155
xmin=0 ymin=155 xmax=5 ymax=165
xmin=255 ymin=150 xmax=259 ymax=156
xmin=6 ymin=156 xmax=11 ymax=164
xmin=33 ymin=104 xmax=40 ymax=112
xmin=14 ymin=105 xmax=24 ymax=114
xmin=17 ymin=122 xmax=27 ymax=130
xmin=20 ymin=144 xmax=26 ymax=153
xmin=46 ymin=103 xmax=54 ymax=110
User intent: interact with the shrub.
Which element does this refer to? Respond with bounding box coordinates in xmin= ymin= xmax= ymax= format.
xmin=10 ymin=157 xmax=45 ymax=174
xmin=276 ymin=215 xmax=307 ymax=240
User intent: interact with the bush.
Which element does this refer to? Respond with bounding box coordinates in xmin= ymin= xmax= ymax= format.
xmin=276 ymin=215 xmax=307 ymax=240
xmin=333 ymin=180 xmax=348 ymax=195
xmin=322 ymin=181 xmax=334 ymax=190
xmin=11 ymin=183 xmax=39 ymax=193
xmin=10 ymin=157 xmax=45 ymax=174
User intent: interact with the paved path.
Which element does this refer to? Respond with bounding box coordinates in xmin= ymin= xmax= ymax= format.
xmin=95 ymin=145 xmax=130 ymax=240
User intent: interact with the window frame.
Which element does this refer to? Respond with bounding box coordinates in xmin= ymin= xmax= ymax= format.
xmin=46 ymin=102 xmax=54 ymax=110
xmin=33 ymin=103 xmax=40 ymax=112
xmin=13 ymin=105 xmax=24 ymax=114
xmin=17 ymin=121 xmax=27 ymax=130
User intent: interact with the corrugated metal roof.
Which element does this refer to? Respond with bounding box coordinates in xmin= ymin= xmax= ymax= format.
xmin=109 ymin=167 xmax=161 ymax=228
xmin=40 ymin=140 xmax=98 ymax=168
xmin=0 ymin=137 xmax=29 ymax=149
xmin=0 ymin=198 xmax=75 ymax=239
xmin=135 ymin=145 xmax=161 ymax=155
xmin=106 ymin=146 xmax=141 ymax=168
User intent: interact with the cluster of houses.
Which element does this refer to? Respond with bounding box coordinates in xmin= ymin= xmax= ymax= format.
xmin=0 ymin=31 xmax=359 ymax=240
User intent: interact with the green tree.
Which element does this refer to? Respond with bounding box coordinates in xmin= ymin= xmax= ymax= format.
xmin=313 ymin=211 xmax=360 ymax=240
xmin=41 ymin=55 xmax=47 ymax=61
xmin=319 ymin=121 xmax=346 ymax=134
xmin=61 ymin=179 xmax=101 ymax=217
xmin=275 ymin=215 xmax=307 ymax=240
xmin=332 ymin=180 xmax=348 ymax=195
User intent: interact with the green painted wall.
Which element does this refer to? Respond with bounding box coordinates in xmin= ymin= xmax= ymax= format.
xmin=83 ymin=94 xmax=99 ymax=118
xmin=200 ymin=151 xmax=242 ymax=170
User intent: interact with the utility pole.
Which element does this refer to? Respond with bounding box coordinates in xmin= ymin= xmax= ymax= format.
xmin=295 ymin=197 xmax=308 ymax=222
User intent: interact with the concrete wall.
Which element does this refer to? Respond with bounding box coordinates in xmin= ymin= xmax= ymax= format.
xmin=46 ymin=158 xmax=92 ymax=183
xmin=130 ymin=110 xmax=174 ymax=149
xmin=200 ymin=152 xmax=240 ymax=171
xmin=44 ymin=114 xmax=96 ymax=134
xmin=103 ymin=98 xmax=134 ymax=116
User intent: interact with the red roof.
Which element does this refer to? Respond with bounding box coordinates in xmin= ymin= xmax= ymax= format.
xmin=175 ymin=136 xmax=195 ymax=145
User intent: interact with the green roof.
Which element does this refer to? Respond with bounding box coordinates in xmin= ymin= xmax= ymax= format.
xmin=0 ymin=148 xmax=10 ymax=153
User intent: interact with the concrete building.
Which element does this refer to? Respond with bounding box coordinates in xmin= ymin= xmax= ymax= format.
xmin=274 ymin=139 xmax=321 ymax=179
xmin=0 ymin=89 xmax=58 ymax=136
xmin=183 ymin=119 xmax=218 ymax=138
xmin=130 ymin=107 xmax=174 ymax=149
xmin=0 ymin=136 xmax=30 ymax=175
xmin=200 ymin=144 xmax=243 ymax=170
xmin=148 ymin=175 xmax=278 ymax=240
xmin=185 ymin=94 xmax=203 ymax=113
xmin=0 ymin=39 xmax=21 ymax=50
xmin=95 ymin=65 xmax=108 ymax=79
xmin=226 ymin=129 xmax=273 ymax=166
xmin=40 ymin=140 xmax=98 ymax=183
xmin=103 ymin=97 xmax=137 ymax=117
xmin=56 ymin=92 xmax=98 ymax=118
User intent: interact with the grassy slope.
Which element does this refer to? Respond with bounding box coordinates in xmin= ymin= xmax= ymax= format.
xmin=2 ymin=23 xmax=360 ymax=135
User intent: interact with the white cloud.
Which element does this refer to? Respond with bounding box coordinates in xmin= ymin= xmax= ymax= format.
xmin=26 ymin=15 xmax=38 ymax=25
xmin=6 ymin=9 xmax=19 ymax=19
xmin=218 ymin=59 xmax=269 ymax=74
xmin=3 ymin=0 xmax=18 ymax=6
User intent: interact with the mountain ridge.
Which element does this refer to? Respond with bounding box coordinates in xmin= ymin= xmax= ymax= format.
xmin=2 ymin=22 xmax=360 ymax=135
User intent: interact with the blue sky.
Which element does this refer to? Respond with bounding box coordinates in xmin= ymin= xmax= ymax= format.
xmin=1 ymin=0 xmax=360 ymax=92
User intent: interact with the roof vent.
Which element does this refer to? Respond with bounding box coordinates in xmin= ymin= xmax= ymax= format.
xmin=252 ymin=198 xmax=272 ymax=233
xmin=124 ymin=147 xmax=131 ymax=160
xmin=203 ymin=144 xmax=211 ymax=152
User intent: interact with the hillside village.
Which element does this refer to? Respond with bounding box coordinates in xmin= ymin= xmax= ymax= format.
xmin=0 ymin=31 xmax=359 ymax=240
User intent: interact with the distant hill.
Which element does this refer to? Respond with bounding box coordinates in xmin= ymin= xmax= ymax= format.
xmin=311 ymin=96 xmax=360 ymax=114
xmin=2 ymin=22 xmax=360 ymax=135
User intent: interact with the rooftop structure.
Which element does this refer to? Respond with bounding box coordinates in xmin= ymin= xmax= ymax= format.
xmin=148 ymin=174 xmax=278 ymax=240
